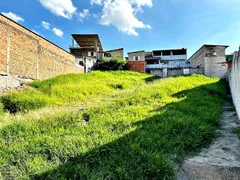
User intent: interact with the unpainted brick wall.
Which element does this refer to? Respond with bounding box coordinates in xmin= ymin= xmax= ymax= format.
xmin=0 ymin=14 xmax=84 ymax=80
xmin=0 ymin=20 xmax=8 ymax=73
xmin=229 ymin=49 xmax=240 ymax=120
xmin=128 ymin=61 xmax=145 ymax=73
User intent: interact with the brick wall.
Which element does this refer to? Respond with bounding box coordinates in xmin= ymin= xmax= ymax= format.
xmin=0 ymin=14 xmax=84 ymax=80
xmin=128 ymin=61 xmax=145 ymax=73
xmin=0 ymin=20 xmax=8 ymax=74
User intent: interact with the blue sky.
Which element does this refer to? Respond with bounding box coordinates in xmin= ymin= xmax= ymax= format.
xmin=1 ymin=0 xmax=240 ymax=57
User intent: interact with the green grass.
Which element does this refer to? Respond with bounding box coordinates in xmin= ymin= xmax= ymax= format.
xmin=1 ymin=71 xmax=152 ymax=113
xmin=0 ymin=72 xmax=227 ymax=179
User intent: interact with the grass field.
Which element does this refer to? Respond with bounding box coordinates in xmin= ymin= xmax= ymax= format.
xmin=0 ymin=71 xmax=226 ymax=179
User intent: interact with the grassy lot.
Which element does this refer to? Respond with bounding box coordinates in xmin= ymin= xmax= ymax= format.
xmin=1 ymin=71 xmax=153 ymax=113
xmin=0 ymin=72 xmax=226 ymax=179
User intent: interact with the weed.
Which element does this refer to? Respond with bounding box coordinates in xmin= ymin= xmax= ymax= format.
xmin=0 ymin=73 xmax=226 ymax=179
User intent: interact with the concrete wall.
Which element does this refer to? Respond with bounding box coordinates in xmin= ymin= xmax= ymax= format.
xmin=0 ymin=14 xmax=84 ymax=80
xmin=189 ymin=67 xmax=204 ymax=75
xmin=189 ymin=46 xmax=205 ymax=71
xmin=105 ymin=48 xmax=124 ymax=59
xmin=204 ymin=56 xmax=228 ymax=78
xmin=150 ymin=68 xmax=187 ymax=78
xmin=168 ymin=68 xmax=184 ymax=77
xmin=150 ymin=69 xmax=163 ymax=77
xmin=189 ymin=45 xmax=228 ymax=78
xmin=75 ymin=56 xmax=96 ymax=73
xmin=128 ymin=51 xmax=145 ymax=61
xmin=229 ymin=50 xmax=240 ymax=119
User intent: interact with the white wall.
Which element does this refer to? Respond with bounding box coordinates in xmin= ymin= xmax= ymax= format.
xmin=229 ymin=51 xmax=240 ymax=120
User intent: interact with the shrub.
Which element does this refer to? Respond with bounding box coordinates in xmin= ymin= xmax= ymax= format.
xmin=95 ymin=56 xmax=128 ymax=71
xmin=1 ymin=90 xmax=57 ymax=113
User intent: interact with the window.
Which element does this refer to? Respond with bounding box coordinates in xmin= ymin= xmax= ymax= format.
xmin=91 ymin=52 xmax=94 ymax=56
xmin=172 ymin=49 xmax=186 ymax=55
xmin=75 ymin=52 xmax=82 ymax=57
xmin=134 ymin=56 xmax=140 ymax=61
xmin=162 ymin=51 xmax=171 ymax=56
xmin=79 ymin=61 xmax=84 ymax=66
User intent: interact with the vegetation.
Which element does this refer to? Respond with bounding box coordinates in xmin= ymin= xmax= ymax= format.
xmin=0 ymin=72 xmax=226 ymax=179
xmin=95 ymin=55 xmax=128 ymax=71
xmin=1 ymin=71 xmax=151 ymax=113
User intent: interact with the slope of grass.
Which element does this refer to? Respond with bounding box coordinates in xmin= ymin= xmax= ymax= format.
xmin=1 ymin=71 xmax=153 ymax=113
xmin=0 ymin=73 xmax=226 ymax=179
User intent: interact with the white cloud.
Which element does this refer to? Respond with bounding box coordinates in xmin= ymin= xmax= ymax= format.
xmin=52 ymin=28 xmax=64 ymax=37
xmin=31 ymin=30 xmax=39 ymax=35
xmin=130 ymin=0 xmax=152 ymax=7
xmin=38 ymin=0 xmax=77 ymax=19
xmin=90 ymin=0 xmax=103 ymax=5
xmin=1 ymin=12 xmax=24 ymax=22
xmin=41 ymin=21 xmax=51 ymax=29
xmin=78 ymin=9 xmax=90 ymax=22
xmin=99 ymin=0 xmax=151 ymax=36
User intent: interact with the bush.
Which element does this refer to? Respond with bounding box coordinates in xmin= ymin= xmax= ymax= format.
xmin=1 ymin=90 xmax=56 ymax=113
xmin=95 ymin=55 xmax=128 ymax=71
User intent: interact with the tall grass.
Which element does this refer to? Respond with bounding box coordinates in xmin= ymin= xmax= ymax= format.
xmin=1 ymin=71 xmax=152 ymax=113
xmin=0 ymin=73 xmax=227 ymax=179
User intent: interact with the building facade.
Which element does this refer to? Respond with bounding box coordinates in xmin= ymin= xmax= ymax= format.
xmin=69 ymin=34 xmax=103 ymax=73
xmin=188 ymin=44 xmax=228 ymax=78
xmin=70 ymin=35 xmax=124 ymax=72
xmin=104 ymin=48 xmax=124 ymax=60
xmin=127 ymin=48 xmax=189 ymax=77
xmin=127 ymin=51 xmax=146 ymax=73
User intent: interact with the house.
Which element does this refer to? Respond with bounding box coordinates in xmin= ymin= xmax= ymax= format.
xmin=127 ymin=48 xmax=190 ymax=77
xmin=188 ymin=44 xmax=229 ymax=78
xmin=70 ymin=34 xmax=104 ymax=73
xmin=70 ymin=34 xmax=124 ymax=72
xmin=104 ymin=48 xmax=124 ymax=60
xmin=127 ymin=50 xmax=146 ymax=73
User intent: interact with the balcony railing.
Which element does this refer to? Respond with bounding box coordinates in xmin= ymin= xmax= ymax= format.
xmin=152 ymin=55 xmax=187 ymax=61
xmin=146 ymin=63 xmax=191 ymax=69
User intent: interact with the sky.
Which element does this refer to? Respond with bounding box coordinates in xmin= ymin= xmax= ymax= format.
xmin=1 ymin=0 xmax=240 ymax=58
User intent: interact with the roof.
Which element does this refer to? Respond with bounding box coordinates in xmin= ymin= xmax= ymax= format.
xmin=188 ymin=44 xmax=229 ymax=61
xmin=153 ymin=48 xmax=187 ymax=52
xmin=105 ymin=48 xmax=123 ymax=52
xmin=72 ymin=34 xmax=103 ymax=52
xmin=128 ymin=50 xmax=145 ymax=54
xmin=0 ymin=14 xmax=73 ymax=56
